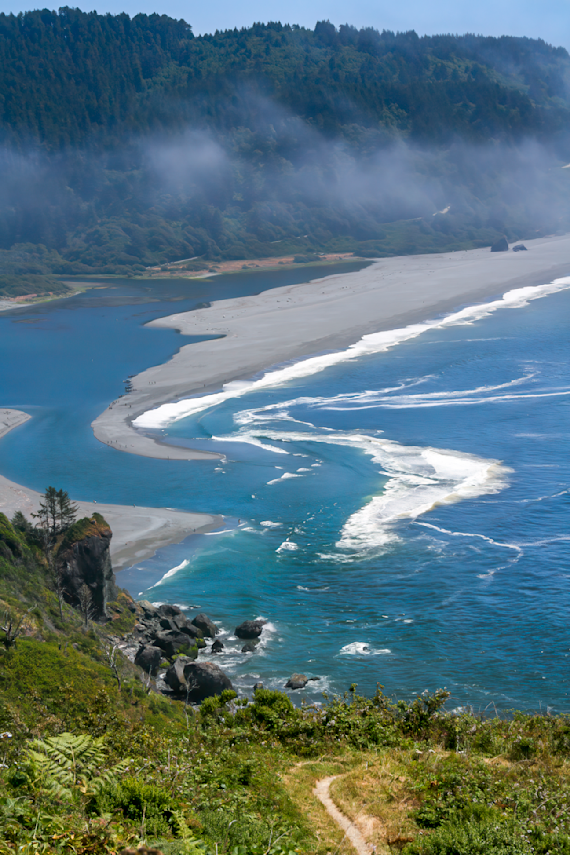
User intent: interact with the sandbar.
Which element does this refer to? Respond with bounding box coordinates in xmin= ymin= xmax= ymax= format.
xmin=0 ymin=409 xmax=222 ymax=572
xmin=93 ymin=234 xmax=570 ymax=456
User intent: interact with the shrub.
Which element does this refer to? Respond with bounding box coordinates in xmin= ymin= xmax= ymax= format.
xmin=403 ymin=816 xmax=532 ymax=854
xmin=93 ymin=777 xmax=178 ymax=837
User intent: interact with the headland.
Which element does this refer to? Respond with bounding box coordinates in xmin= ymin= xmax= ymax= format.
xmin=0 ymin=410 xmax=222 ymax=572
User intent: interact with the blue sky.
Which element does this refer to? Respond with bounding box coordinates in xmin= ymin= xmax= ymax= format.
xmin=1 ymin=0 xmax=569 ymax=49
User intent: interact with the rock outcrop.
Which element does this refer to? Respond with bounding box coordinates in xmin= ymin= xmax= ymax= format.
xmin=241 ymin=640 xmax=259 ymax=653
xmin=192 ymin=613 xmax=218 ymax=638
xmin=235 ymin=619 xmax=267 ymax=639
xmin=284 ymin=674 xmax=320 ymax=689
xmin=490 ymin=236 xmax=508 ymax=252
xmin=285 ymin=673 xmax=308 ymax=689
xmin=154 ymin=630 xmax=198 ymax=660
xmin=125 ymin=602 xmax=227 ymax=662
xmin=165 ymin=659 xmax=234 ymax=701
xmin=513 ymin=244 xmax=528 ymax=252
xmin=57 ymin=514 xmax=119 ymax=620
xmin=134 ymin=644 xmax=163 ymax=675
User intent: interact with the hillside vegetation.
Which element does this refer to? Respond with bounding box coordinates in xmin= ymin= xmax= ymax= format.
xmin=2 ymin=510 xmax=570 ymax=854
xmin=1 ymin=10 xmax=570 ymax=295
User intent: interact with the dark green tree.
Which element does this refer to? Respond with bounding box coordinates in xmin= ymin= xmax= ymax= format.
xmin=32 ymin=487 xmax=78 ymax=620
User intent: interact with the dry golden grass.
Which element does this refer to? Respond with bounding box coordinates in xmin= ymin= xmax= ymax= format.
xmin=282 ymin=758 xmax=361 ymax=855
xmin=279 ymin=750 xmax=427 ymax=855
xmin=329 ymin=750 xmax=422 ymax=852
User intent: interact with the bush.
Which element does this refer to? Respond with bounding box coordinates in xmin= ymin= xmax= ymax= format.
xmin=93 ymin=777 xmax=178 ymax=837
xmin=403 ymin=816 xmax=532 ymax=855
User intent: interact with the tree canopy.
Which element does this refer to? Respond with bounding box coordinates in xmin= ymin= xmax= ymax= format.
xmin=0 ymin=10 xmax=569 ymax=293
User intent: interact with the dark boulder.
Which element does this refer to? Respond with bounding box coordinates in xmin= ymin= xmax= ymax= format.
xmin=490 ymin=236 xmax=508 ymax=252
xmin=185 ymin=662 xmax=234 ymax=702
xmin=154 ymin=630 xmax=197 ymax=660
xmin=285 ymin=673 xmax=308 ymax=690
xmin=235 ymin=619 xmax=267 ymax=639
xmin=178 ymin=623 xmax=204 ymax=640
xmin=241 ymin=639 xmax=259 ymax=653
xmin=211 ymin=639 xmax=224 ymax=653
xmin=253 ymin=682 xmax=264 ymax=691
xmin=137 ymin=600 xmax=160 ymax=620
xmin=158 ymin=604 xmax=184 ymax=619
xmin=165 ymin=659 xmax=234 ymax=701
xmin=164 ymin=656 xmax=190 ymax=693
xmin=513 ymin=244 xmax=528 ymax=252
xmin=134 ymin=645 xmax=163 ymax=676
xmin=192 ymin=613 xmax=218 ymax=638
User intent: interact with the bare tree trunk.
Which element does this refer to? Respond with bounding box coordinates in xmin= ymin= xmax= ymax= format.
xmin=78 ymin=584 xmax=93 ymax=629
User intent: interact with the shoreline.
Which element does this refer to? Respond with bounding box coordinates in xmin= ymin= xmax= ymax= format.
xmin=142 ymin=251 xmax=362 ymax=278
xmin=0 ymin=283 xmax=99 ymax=313
xmin=0 ymin=410 xmax=223 ymax=573
xmin=92 ymin=234 xmax=570 ymax=455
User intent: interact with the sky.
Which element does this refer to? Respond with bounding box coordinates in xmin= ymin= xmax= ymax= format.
xmin=0 ymin=0 xmax=569 ymax=50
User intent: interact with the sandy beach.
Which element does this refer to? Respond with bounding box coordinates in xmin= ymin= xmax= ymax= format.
xmin=0 ymin=410 xmax=222 ymax=572
xmin=93 ymin=234 xmax=570 ymax=456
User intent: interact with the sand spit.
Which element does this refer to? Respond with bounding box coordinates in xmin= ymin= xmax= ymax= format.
xmin=0 ymin=410 xmax=222 ymax=572
xmin=93 ymin=234 xmax=570 ymax=456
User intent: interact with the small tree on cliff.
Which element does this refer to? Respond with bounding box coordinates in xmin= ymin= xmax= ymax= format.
xmin=33 ymin=487 xmax=78 ymax=620
xmin=33 ymin=487 xmax=78 ymax=540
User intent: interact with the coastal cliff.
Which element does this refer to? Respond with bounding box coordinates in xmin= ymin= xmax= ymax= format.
xmin=57 ymin=512 xmax=119 ymax=620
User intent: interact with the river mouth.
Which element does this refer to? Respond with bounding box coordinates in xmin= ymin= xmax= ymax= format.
xmin=1 ymin=266 xmax=569 ymax=711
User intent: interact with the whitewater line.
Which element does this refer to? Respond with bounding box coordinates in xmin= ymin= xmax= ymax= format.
xmin=134 ymin=276 xmax=570 ymax=429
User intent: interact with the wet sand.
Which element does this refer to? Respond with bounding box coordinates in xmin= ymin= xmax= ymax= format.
xmin=0 ymin=410 xmax=222 ymax=572
xmin=92 ymin=234 xmax=570 ymax=456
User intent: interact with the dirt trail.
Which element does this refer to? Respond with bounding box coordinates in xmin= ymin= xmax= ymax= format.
xmin=313 ymin=776 xmax=374 ymax=855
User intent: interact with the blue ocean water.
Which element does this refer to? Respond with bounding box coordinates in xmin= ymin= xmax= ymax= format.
xmin=1 ymin=267 xmax=569 ymax=711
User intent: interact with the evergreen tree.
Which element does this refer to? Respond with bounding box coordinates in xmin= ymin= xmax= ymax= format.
xmin=33 ymin=487 xmax=78 ymax=540
xmin=32 ymin=487 xmax=78 ymax=620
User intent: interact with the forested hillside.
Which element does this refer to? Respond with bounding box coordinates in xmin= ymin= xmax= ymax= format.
xmin=1 ymin=8 xmax=570 ymax=292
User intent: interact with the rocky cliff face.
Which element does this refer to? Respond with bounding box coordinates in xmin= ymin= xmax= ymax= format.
xmin=57 ymin=514 xmax=119 ymax=620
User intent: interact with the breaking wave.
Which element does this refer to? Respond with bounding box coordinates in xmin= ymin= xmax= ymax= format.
xmin=133 ymin=276 xmax=570 ymax=428
xmin=212 ymin=420 xmax=511 ymax=556
xmin=148 ymin=558 xmax=189 ymax=589
xmin=338 ymin=642 xmax=392 ymax=655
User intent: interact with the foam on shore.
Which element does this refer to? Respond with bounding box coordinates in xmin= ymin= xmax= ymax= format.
xmin=133 ymin=276 xmax=570 ymax=429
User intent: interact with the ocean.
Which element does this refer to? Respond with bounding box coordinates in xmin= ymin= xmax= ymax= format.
xmin=1 ymin=266 xmax=569 ymax=711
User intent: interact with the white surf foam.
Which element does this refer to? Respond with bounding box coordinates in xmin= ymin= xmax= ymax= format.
xmin=277 ymin=541 xmax=299 ymax=552
xmin=133 ymin=276 xmax=570 ymax=428
xmin=267 ymin=471 xmax=304 ymax=485
xmin=339 ymin=642 xmax=392 ymax=655
xmin=148 ymin=558 xmax=189 ymax=589
xmin=221 ymin=423 xmax=510 ymax=554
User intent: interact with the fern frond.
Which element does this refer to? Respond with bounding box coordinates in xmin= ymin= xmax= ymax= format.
xmin=78 ymin=758 xmax=132 ymax=796
xmin=25 ymin=732 xmax=110 ymax=799
xmin=171 ymin=809 xmax=207 ymax=854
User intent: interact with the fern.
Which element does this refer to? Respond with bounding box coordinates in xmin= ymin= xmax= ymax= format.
xmin=171 ymin=809 xmax=207 ymax=854
xmin=25 ymin=732 xmax=130 ymax=800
